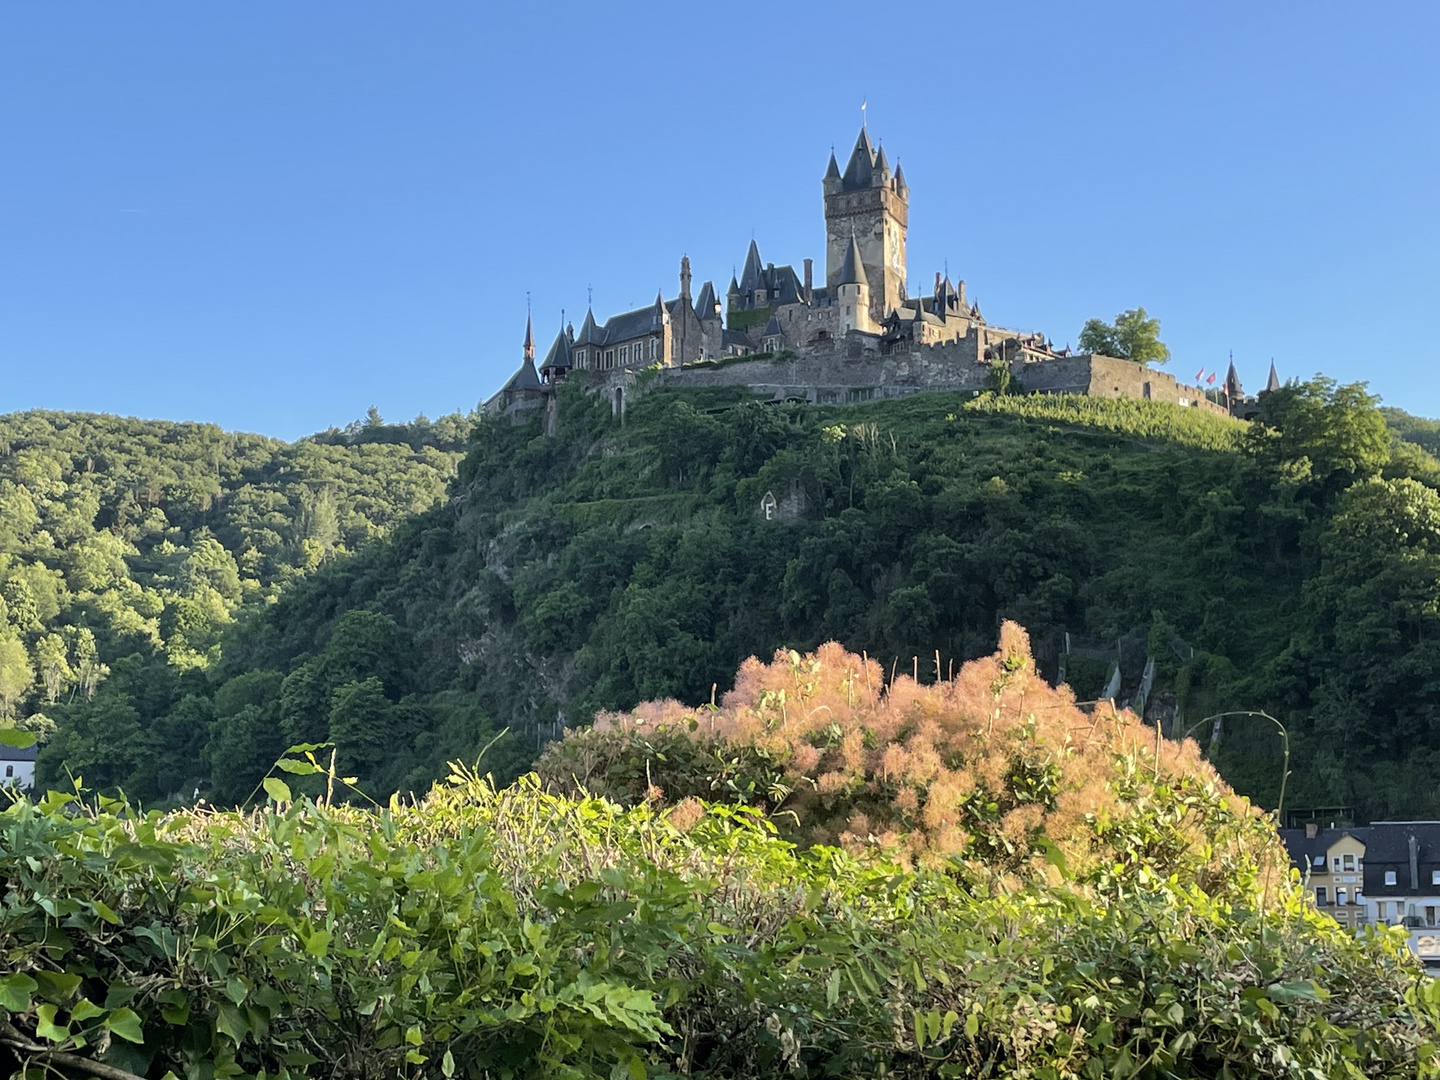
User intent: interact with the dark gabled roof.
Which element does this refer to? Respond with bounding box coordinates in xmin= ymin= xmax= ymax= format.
xmin=0 ymin=745 xmax=37 ymax=762
xmin=1278 ymin=826 xmax=1368 ymax=869
xmin=722 ymin=328 xmax=752 ymax=348
xmin=592 ymin=300 xmax=669 ymax=347
xmin=739 ymin=240 xmax=764 ymax=294
xmin=839 ymin=231 xmax=868 ymax=287
xmin=575 ymin=307 xmax=602 ymax=347
xmin=499 ymin=356 xmax=542 ymax=393
xmin=824 ymin=150 xmax=841 ymax=181
xmin=1266 ymin=361 xmax=1281 ymax=393
xmin=539 ymin=327 xmax=572 ymax=373
xmin=842 ymin=128 xmax=875 ymax=191
xmin=693 ymin=280 xmax=720 ymax=319
xmin=762 ymin=314 xmax=783 ymax=337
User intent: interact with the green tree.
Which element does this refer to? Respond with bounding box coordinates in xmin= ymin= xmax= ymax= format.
xmin=327 ymin=676 xmax=397 ymax=780
xmin=0 ymin=635 xmax=34 ymax=719
xmin=35 ymin=633 xmax=73 ymax=703
xmin=1079 ymin=307 xmax=1170 ymax=365
xmin=1251 ymin=377 xmax=1391 ymax=494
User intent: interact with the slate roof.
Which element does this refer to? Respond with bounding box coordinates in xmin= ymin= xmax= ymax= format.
xmin=722 ymin=328 xmax=753 ymax=349
xmin=762 ymin=314 xmax=783 ymax=337
xmin=731 ymin=241 xmax=807 ymax=310
xmin=739 ymin=240 xmax=764 ymax=294
xmin=824 ymin=151 xmax=841 ymax=181
xmin=582 ymin=297 xmax=669 ymax=348
xmin=842 ymin=128 xmax=875 ymax=191
xmin=1266 ymin=362 xmax=1281 ymax=393
xmin=1277 ymin=823 xmax=1440 ymax=898
xmin=1225 ymin=360 xmax=1243 ymax=398
xmin=839 ymin=231 xmax=868 ymax=287
xmin=498 ymin=357 xmax=542 ymax=393
xmin=693 ymin=280 xmax=720 ymax=320
xmin=0 ymin=745 xmax=37 ymax=762
xmin=540 ymin=327 xmax=572 ymax=373
xmin=894 ymin=161 xmax=907 ymax=192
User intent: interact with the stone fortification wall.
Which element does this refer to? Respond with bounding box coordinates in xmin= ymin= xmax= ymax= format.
xmin=581 ymin=340 xmax=1228 ymax=418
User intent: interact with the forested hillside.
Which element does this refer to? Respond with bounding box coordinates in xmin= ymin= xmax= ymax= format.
xmin=0 ymin=409 xmax=468 ymax=791
xmin=22 ymin=381 xmax=1440 ymax=820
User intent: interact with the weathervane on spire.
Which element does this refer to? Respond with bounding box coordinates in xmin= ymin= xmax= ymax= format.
xmin=861 ymin=97 xmax=867 ymax=130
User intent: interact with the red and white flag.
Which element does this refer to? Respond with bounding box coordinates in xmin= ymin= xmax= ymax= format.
xmin=1195 ymin=367 xmax=1205 ymax=382
xmin=1206 ymin=372 xmax=1217 ymax=385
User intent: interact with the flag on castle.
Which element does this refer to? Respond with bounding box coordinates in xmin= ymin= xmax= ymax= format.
xmin=1195 ymin=367 xmax=1205 ymax=383
xmin=1206 ymin=372 xmax=1217 ymax=385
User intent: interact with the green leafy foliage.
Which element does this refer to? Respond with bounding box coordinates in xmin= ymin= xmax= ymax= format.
xmin=1077 ymin=307 xmax=1171 ymax=365
xmin=0 ymin=409 xmax=467 ymax=801
xmin=1 ymin=766 xmax=1436 ymax=1080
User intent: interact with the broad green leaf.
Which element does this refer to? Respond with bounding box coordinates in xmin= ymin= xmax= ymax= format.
xmin=36 ymin=1004 xmax=69 ymax=1042
xmin=0 ymin=973 xmax=37 ymax=1012
xmin=34 ymin=970 xmax=82 ymax=1003
xmin=285 ymin=742 xmax=330 ymax=754
xmin=70 ymin=998 xmax=105 ymax=1022
xmin=262 ymin=777 xmax=292 ymax=803
xmin=105 ymin=1008 xmax=145 ymax=1045
xmin=275 ymin=759 xmax=320 ymax=775
xmin=441 ymin=1049 xmax=456 ymax=1078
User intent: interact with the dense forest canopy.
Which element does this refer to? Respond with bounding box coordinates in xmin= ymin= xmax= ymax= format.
xmin=12 ymin=379 xmax=1440 ymax=821
xmin=0 ymin=408 xmax=467 ymax=788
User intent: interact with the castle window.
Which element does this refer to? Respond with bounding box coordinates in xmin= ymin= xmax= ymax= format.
xmin=605 ymin=349 xmax=614 ymax=367
xmin=620 ymin=345 xmax=629 ymax=364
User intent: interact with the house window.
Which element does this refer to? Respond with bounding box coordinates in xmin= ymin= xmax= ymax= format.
xmin=1377 ymin=901 xmax=1388 ymax=920
xmin=3 ymin=766 xmax=11 ymax=778
xmin=1386 ymin=870 xmax=1398 ymax=886
xmin=1429 ymin=907 xmax=1438 ymax=927
xmin=1336 ymin=889 xmax=1347 ymax=907
xmin=1432 ymin=870 xmax=1440 ymax=886
xmin=1313 ymin=855 xmax=1325 ymax=869
xmin=1355 ymin=890 xmax=1364 ymax=906
xmin=1342 ymin=854 xmax=1356 ymax=872
xmin=1315 ymin=888 xmax=1327 ymax=905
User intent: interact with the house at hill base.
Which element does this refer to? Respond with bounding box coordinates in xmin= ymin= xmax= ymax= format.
xmin=486 ymin=126 xmax=1278 ymax=424
xmin=0 ymin=744 xmax=36 ymax=791
xmin=1279 ymin=821 xmax=1440 ymax=966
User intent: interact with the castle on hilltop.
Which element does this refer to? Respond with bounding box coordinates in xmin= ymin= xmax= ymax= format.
xmin=487 ymin=127 xmax=1271 ymax=424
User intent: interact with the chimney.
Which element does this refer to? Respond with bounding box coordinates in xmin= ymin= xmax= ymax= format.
xmin=1305 ymin=822 xmax=1317 ymax=839
xmin=1410 ymin=833 xmax=1420 ymax=890
xmin=803 ymin=258 xmax=813 ymax=302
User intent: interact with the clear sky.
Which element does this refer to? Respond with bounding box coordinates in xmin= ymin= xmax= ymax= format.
xmin=3 ymin=2 xmax=1437 ymax=440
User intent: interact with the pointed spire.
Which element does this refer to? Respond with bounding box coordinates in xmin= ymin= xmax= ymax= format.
xmin=1225 ymin=353 xmax=1243 ymax=398
xmin=523 ymin=311 xmax=534 ymax=360
xmin=740 ymin=239 xmax=764 ymax=293
xmin=824 ymin=148 xmax=841 ymax=181
xmin=576 ymin=306 xmax=601 ymax=346
xmin=842 ymin=128 xmax=875 ymax=190
xmin=873 ymin=142 xmax=889 ymax=177
xmin=839 ymin=230 xmax=868 ymax=287
xmin=1266 ymin=360 xmax=1281 ymax=393
xmin=894 ymin=160 xmax=907 ymax=193
xmin=652 ymin=290 xmax=666 ymax=329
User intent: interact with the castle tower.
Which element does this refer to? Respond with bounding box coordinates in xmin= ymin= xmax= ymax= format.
xmin=836 ymin=230 xmax=874 ymax=335
xmin=824 ymin=127 xmax=908 ymax=323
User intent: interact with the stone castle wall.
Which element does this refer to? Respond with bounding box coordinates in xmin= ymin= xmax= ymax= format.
xmin=581 ymin=340 xmax=1228 ymax=418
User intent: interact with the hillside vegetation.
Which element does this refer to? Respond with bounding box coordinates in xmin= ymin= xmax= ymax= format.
xmin=0 ymin=409 xmax=467 ymax=792
xmin=20 ymin=379 xmax=1440 ymax=820
xmin=2 ymin=635 xmax=1436 ymax=1079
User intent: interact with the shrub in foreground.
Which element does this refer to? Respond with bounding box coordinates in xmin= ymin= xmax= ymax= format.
xmin=538 ymin=624 xmax=1286 ymax=902
xmin=1 ymin=773 xmax=1437 ymax=1080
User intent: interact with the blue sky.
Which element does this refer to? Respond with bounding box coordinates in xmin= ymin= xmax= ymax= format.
xmin=3 ymin=2 xmax=1437 ymax=439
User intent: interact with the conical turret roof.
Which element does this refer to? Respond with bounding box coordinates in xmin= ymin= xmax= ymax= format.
xmin=575 ymin=307 xmax=602 ymax=346
xmin=694 ymin=280 xmax=719 ymax=320
xmin=873 ymin=143 xmax=889 ymax=175
xmin=523 ymin=312 xmax=535 ymax=359
xmin=894 ymin=160 xmax=907 ymax=193
xmin=540 ymin=323 xmax=572 ymax=373
xmin=842 ymin=128 xmax=875 ymax=190
xmin=1225 ymin=359 xmax=1243 ymax=397
xmin=739 ymin=239 xmax=764 ymax=293
xmin=839 ymin=231 xmax=868 ymax=287
xmin=1266 ymin=361 xmax=1281 ymax=392
xmin=824 ymin=150 xmax=841 ymax=181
